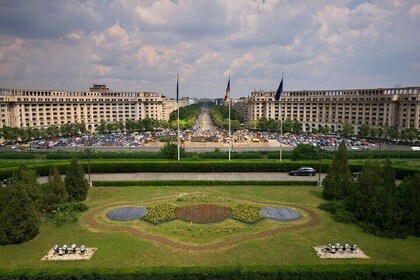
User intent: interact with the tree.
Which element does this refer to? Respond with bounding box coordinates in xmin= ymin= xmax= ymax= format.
xmin=322 ymin=141 xmax=353 ymax=200
xmin=247 ymin=120 xmax=258 ymax=130
xmin=13 ymin=165 xmax=41 ymax=207
xmin=341 ymin=121 xmax=353 ymax=137
xmin=231 ymin=120 xmax=241 ymax=131
xmin=46 ymin=125 xmax=60 ymax=138
xmin=394 ymin=174 xmax=420 ymax=237
xmin=43 ymin=167 xmax=69 ymax=207
xmin=160 ymin=142 xmax=185 ymax=160
xmin=358 ymin=123 xmax=371 ymax=138
xmin=0 ymin=181 xmax=39 ymax=245
xmin=385 ymin=127 xmax=399 ymax=140
xmin=282 ymin=118 xmax=294 ymax=133
xmin=257 ymin=117 xmax=269 ymax=131
xmin=291 ymin=144 xmax=317 ymax=161
xmin=96 ymin=120 xmax=107 ymax=134
xmin=402 ymin=127 xmax=419 ymax=142
xmin=64 ymin=158 xmax=89 ymax=201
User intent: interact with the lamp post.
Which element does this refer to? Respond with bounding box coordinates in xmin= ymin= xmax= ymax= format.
xmin=318 ymin=146 xmax=323 ymax=186
xmin=86 ymin=134 xmax=92 ymax=187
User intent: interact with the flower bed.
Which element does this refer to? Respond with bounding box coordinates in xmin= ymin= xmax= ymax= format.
xmin=259 ymin=207 xmax=301 ymax=221
xmin=106 ymin=207 xmax=148 ymax=221
xmin=231 ymin=204 xmax=264 ymax=224
xmin=175 ymin=204 xmax=232 ymax=224
xmin=143 ymin=203 xmax=177 ymax=224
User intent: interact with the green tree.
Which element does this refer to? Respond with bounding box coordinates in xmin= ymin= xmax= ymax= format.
xmin=282 ymin=118 xmax=294 ymax=133
xmin=341 ymin=121 xmax=354 ymax=137
xmin=13 ymin=165 xmax=40 ymax=207
xmin=257 ymin=117 xmax=269 ymax=131
xmin=0 ymin=181 xmax=39 ymax=245
xmin=125 ymin=119 xmax=137 ymax=133
xmin=43 ymin=167 xmax=68 ymax=207
xmin=370 ymin=127 xmax=380 ymax=139
xmin=322 ymin=141 xmax=352 ymax=200
xmin=231 ymin=120 xmax=241 ymax=131
xmin=160 ymin=142 xmax=185 ymax=160
xmin=385 ymin=127 xmax=399 ymax=140
xmin=358 ymin=123 xmax=371 ymax=138
xmin=402 ymin=127 xmax=419 ymax=142
xmin=291 ymin=144 xmax=318 ymax=161
xmin=96 ymin=120 xmax=107 ymax=134
xmin=394 ymin=174 xmax=420 ymax=237
xmin=46 ymin=125 xmax=60 ymax=138
xmin=64 ymin=158 xmax=89 ymax=202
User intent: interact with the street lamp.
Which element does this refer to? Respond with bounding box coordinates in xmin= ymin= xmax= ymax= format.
xmin=86 ymin=134 xmax=92 ymax=187
xmin=318 ymin=145 xmax=323 ymax=186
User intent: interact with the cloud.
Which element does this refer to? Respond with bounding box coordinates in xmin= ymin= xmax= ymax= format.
xmin=135 ymin=6 xmax=167 ymax=25
xmin=0 ymin=0 xmax=418 ymax=97
xmin=409 ymin=4 xmax=420 ymax=17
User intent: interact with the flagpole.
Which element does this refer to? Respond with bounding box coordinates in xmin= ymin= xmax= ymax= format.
xmin=177 ymin=73 xmax=180 ymax=161
xmin=280 ymin=105 xmax=283 ymax=161
xmin=229 ymin=91 xmax=231 ymax=161
xmin=228 ymin=74 xmax=231 ymax=161
xmin=278 ymin=72 xmax=284 ymax=161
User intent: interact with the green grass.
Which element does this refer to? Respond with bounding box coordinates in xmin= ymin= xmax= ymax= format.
xmin=0 ymin=185 xmax=419 ymax=269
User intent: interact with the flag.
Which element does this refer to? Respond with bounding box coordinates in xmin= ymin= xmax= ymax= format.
xmin=224 ymin=77 xmax=230 ymax=102
xmin=274 ymin=78 xmax=283 ymax=102
xmin=176 ymin=74 xmax=179 ymax=102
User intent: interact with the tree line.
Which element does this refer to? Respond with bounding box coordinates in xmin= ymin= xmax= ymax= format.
xmin=0 ymin=159 xmax=89 ymax=245
xmin=321 ymin=142 xmax=419 ymax=238
xmin=169 ymin=103 xmax=201 ymax=130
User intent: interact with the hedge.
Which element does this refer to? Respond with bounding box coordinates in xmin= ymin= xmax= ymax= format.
xmin=0 ymin=265 xmax=418 ymax=279
xmin=92 ymin=180 xmax=318 ymax=187
xmin=0 ymin=161 xmax=417 ymax=180
xmin=3 ymin=149 xmax=418 ymax=161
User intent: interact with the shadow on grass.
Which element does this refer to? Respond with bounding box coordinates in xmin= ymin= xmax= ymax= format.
xmin=310 ymin=189 xmax=324 ymax=200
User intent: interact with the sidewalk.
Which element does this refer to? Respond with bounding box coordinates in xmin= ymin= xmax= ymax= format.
xmin=38 ymin=172 xmax=326 ymax=184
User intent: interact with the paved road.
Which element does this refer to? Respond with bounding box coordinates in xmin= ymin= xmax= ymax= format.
xmin=38 ymin=172 xmax=327 ymax=184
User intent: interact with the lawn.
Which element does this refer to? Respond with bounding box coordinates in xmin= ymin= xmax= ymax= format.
xmin=0 ymin=185 xmax=419 ymax=270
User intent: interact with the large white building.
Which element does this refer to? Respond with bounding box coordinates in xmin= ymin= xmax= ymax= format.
xmin=0 ymin=84 xmax=181 ymax=131
xmin=247 ymin=87 xmax=420 ymax=133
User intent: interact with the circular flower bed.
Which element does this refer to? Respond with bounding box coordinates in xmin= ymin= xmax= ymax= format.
xmin=259 ymin=207 xmax=301 ymax=221
xmin=143 ymin=203 xmax=177 ymax=224
xmin=106 ymin=207 xmax=148 ymax=221
xmin=175 ymin=204 xmax=232 ymax=223
xmin=231 ymin=204 xmax=264 ymax=224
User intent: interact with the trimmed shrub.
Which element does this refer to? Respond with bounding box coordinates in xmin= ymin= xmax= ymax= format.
xmin=93 ymin=180 xmax=319 ymax=187
xmin=318 ymin=201 xmax=345 ymax=214
xmin=333 ymin=209 xmax=357 ymax=223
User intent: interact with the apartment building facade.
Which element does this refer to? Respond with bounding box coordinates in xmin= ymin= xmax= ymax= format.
xmin=0 ymin=84 xmax=177 ymax=131
xmin=247 ymin=87 xmax=420 ymax=133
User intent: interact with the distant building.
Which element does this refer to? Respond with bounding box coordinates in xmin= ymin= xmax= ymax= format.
xmin=247 ymin=87 xmax=420 ymax=133
xmin=0 ymin=85 xmax=183 ymax=131
xmin=214 ymin=98 xmax=224 ymax=106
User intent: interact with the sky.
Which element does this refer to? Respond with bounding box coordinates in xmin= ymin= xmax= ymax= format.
xmin=0 ymin=0 xmax=419 ymax=99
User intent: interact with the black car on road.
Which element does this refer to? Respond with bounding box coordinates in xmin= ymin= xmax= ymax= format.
xmin=288 ymin=167 xmax=316 ymax=176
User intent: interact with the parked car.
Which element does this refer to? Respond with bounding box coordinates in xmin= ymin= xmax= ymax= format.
xmin=288 ymin=167 xmax=316 ymax=176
